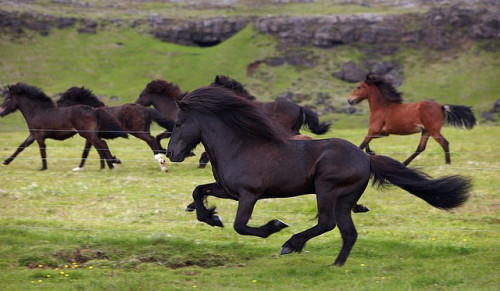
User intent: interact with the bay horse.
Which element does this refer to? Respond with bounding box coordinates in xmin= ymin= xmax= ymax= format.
xmin=166 ymin=86 xmax=471 ymax=266
xmin=57 ymin=87 xmax=174 ymax=171
xmin=348 ymin=74 xmax=476 ymax=165
xmin=0 ymin=83 xmax=126 ymax=170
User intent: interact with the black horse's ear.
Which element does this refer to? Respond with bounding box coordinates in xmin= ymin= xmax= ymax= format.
xmin=215 ymin=75 xmax=220 ymax=83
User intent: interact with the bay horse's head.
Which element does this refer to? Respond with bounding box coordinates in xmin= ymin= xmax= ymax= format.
xmin=210 ymin=75 xmax=256 ymax=100
xmin=137 ymin=80 xmax=183 ymax=106
xmin=348 ymin=74 xmax=403 ymax=105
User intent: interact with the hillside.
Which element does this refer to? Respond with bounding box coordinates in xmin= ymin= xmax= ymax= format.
xmin=0 ymin=0 xmax=499 ymax=128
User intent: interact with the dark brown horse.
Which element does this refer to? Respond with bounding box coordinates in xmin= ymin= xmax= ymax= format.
xmin=57 ymin=87 xmax=174 ymax=171
xmin=348 ymin=74 xmax=476 ymax=165
xmin=166 ymin=86 xmax=471 ymax=266
xmin=0 ymin=83 xmax=126 ymax=170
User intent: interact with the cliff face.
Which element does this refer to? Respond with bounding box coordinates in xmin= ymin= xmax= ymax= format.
xmin=254 ymin=7 xmax=499 ymax=50
xmin=1 ymin=6 xmax=498 ymax=50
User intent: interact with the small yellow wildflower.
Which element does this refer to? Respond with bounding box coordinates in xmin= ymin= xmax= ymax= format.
xmin=193 ymin=285 xmax=197 ymax=288
xmin=360 ymin=263 xmax=365 ymax=267
xmin=381 ymin=276 xmax=385 ymax=280
xmin=252 ymin=280 xmax=257 ymax=283
xmin=65 ymin=274 xmax=70 ymax=277
xmin=38 ymin=280 xmax=42 ymax=283
xmin=463 ymin=238 xmax=467 ymax=242
xmin=345 ymin=270 xmax=349 ymax=273
xmin=64 ymin=265 xmax=69 ymax=268
xmin=431 ymin=237 xmax=436 ymax=241
xmin=38 ymin=264 xmax=43 ymax=268
xmin=55 ymin=268 xmax=59 ymax=271
xmin=31 ymin=281 xmax=35 ymax=284
xmin=46 ymin=275 xmax=51 ymax=278
xmin=88 ymin=266 xmax=93 ymax=270
xmin=72 ymin=262 xmax=76 ymax=265
xmin=60 ymin=271 xmax=65 ymax=275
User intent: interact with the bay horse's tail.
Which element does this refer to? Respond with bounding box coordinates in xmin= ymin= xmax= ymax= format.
xmin=369 ymin=155 xmax=471 ymax=210
xmin=443 ymin=105 xmax=476 ymax=129
xmin=95 ymin=109 xmax=128 ymax=139
xmin=300 ymin=107 xmax=331 ymax=135
xmin=146 ymin=107 xmax=175 ymax=131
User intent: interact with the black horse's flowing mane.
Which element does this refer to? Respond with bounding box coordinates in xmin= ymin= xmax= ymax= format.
xmin=181 ymin=86 xmax=284 ymax=143
xmin=8 ymin=83 xmax=55 ymax=108
xmin=210 ymin=75 xmax=255 ymax=100
xmin=143 ymin=80 xmax=184 ymax=100
xmin=58 ymin=87 xmax=105 ymax=107
xmin=365 ymin=74 xmax=403 ymax=104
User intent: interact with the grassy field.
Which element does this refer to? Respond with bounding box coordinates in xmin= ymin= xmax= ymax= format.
xmin=0 ymin=125 xmax=498 ymax=290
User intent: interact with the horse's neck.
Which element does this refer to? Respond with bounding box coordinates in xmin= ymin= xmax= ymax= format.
xmin=367 ymin=88 xmax=394 ymax=114
xmin=18 ymin=99 xmax=52 ymax=123
xmin=152 ymin=98 xmax=176 ymax=117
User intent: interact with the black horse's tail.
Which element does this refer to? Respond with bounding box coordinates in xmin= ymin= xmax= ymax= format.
xmin=95 ymin=108 xmax=128 ymax=139
xmin=146 ymin=108 xmax=174 ymax=131
xmin=443 ymin=105 xmax=476 ymax=129
xmin=369 ymin=155 xmax=471 ymax=210
xmin=300 ymin=107 xmax=331 ymax=135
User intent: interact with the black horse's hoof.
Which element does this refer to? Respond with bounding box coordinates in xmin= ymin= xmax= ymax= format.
xmin=185 ymin=204 xmax=195 ymax=212
xmin=280 ymin=246 xmax=295 ymax=255
xmin=212 ymin=215 xmax=224 ymax=228
xmin=271 ymin=219 xmax=289 ymax=231
xmin=198 ymin=164 xmax=207 ymax=169
xmin=352 ymin=204 xmax=370 ymax=213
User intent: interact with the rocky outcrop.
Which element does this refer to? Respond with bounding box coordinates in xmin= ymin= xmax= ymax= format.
xmin=148 ymin=17 xmax=250 ymax=47
xmin=333 ymin=60 xmax=402 ymax=85
xmin=254 ymin=7 xmax=499 ymax=50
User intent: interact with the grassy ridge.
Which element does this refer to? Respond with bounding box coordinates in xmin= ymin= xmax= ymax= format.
xmin=0 ymin=126 xmax=498 ymax=289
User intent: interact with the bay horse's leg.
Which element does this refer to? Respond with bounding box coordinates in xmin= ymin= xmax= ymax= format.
xmin=3 ymin=135 xmax=35 ymax=165
xmin=132 ymin=132 xmax=168 ymax=172
xmin=233 ymin=194 xmax=288 ymax=238
xmin=281 ymin=187 xmax=338 ymax=255
xmin=198 ymin=152 xmax=209 ymax=168
xmin=431 ymin=133 xmax=450 ymax=164
xmin=36 ymin=139 xmax=48 ymax=171
xmin=403 ymin=131 xmax=430 ymax=166
xmin=73 ymin=140 xmax=93 ymax=171
xmin=359 ymin=135 xmax=375 ymax=155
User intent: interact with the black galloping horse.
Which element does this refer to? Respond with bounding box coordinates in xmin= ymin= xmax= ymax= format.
xmin=0 ymin=83 xmax=126 ymax=170
xmin=166 ymin=86 xmax=471 ymax=266
xmin=57 ymin=87 xmax=174 ymax=171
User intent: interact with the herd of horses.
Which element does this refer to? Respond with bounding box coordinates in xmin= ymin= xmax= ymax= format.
xmin=0 ymin=74 xmax=475 ymax=266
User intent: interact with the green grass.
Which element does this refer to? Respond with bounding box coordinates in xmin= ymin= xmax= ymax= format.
xmin=0 ymin=125 xmax=498 ymax=290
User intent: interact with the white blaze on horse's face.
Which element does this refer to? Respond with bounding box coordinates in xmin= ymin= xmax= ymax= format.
xmin=166 ymin=110 xmax=201 ymax=162
xmin=348 ymin=82 xmax=368 ymax=105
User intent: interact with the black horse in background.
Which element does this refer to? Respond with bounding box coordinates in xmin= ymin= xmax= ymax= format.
xmin=57 ymin=87 xmax=174 ymax=171
xmin=166 ymin=86 xmax=471 ymax=266
xmin=0 ymin=83 xmax=126 ymax=170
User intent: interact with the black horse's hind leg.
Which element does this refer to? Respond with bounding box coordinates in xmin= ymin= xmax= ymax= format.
xmin=3 ymin=135 xmax=35 ymax=165
xmin=79 ymin=132 xmax=115 ymax=169
xmin=36 ymin=139 xmax=48 ymax=171
xmin=198 ymin=152 xmax=210 ymax=168
xmin=73 ymin=139 xmax=93 ymax=171
xmin=403 ymin=131 xmax=429 ymax=166
xmin=333 ymin=200 xmax=359 ymax=266
xmin=233 ymin=194 xmax=289 ymax=238
xmin=281 ymin=188 xmax=338 ymax=255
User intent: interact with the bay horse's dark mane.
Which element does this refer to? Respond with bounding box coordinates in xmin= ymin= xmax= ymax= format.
xmin=181 ymin=86 xmax=284 ymax=143
xmin=210 ymin=75 xmax=255 ymax=100
xmin=365 ymin=74 xmax=403 ymax=104
xmin=8 ymin=83 xmax=55 ymax=108
xmin=144 ymin=80 xmax=184 ymax=100
xmin=59 ymin=87 xmax=105 ymax=107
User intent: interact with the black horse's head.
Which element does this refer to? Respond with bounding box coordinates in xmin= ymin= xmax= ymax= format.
xmin=210 ymin=75 xmax=256 ymax=100
xmin=0 ymin=86 xmax=17 ymax=117
xmin=137 ymin=79 xmax=183 ymax=107
xmin=166 ymin=103 xmax=201 ymax=162
xmin=57 ymin=86 xmax=105 ymax=108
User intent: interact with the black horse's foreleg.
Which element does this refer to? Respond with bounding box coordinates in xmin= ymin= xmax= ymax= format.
xmin=233 ymin=194 xmax=288 ymax=238
xmin=3 ymin=135 xmax=35 ymax=165
xmin=198 ymin=152 xmax=210 ymax=168
xmin=192 ymin=183 xmax=229 ymax=227
xmin=403 ymin=131 xmax=429 ymax=166
xmin=36 ymin=139 xmax=48 ymax=171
